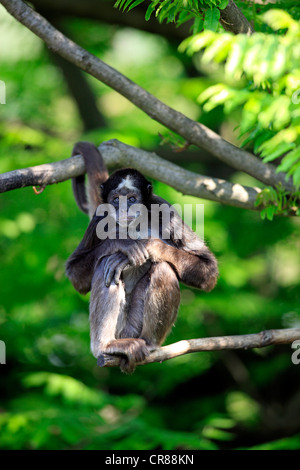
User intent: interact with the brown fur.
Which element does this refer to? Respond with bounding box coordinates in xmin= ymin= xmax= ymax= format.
xmin=72 ymin=141 xmax=109 ymax=217
xmin=66 ymin=142 xmax=218 ymax=373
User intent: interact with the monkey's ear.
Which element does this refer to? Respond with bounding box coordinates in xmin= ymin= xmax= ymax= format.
xmin=147 ymin=183 xmax=152 ymax=194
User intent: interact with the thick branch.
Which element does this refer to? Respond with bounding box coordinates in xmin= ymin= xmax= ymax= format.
xmin=98 ymin=328 xmax=300 ymax=368
xmin=220 ymin=0 xmax=254 ymax=35
xmin=0 ymin=140 xmax=261 ymax=210
xmin=0 ymin=0 xmax=293 ymax=193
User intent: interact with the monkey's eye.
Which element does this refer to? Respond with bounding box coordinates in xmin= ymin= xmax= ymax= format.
xmin=113 ymin=197 xmax=119 ymax=204
xmin=128 ymin=196 xmax=136 ymax=203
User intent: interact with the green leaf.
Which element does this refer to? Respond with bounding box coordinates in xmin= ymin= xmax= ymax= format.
xmin=218 ymin=0 xmax=228 ymax=9
xmin=204 ymin=7 xmax=220 ymax=32
xmin=258 ymin=95 xmax=291 ymax=130
xmin=266 ymin=205 xmax=277 ymax=221
xmin=261 ymin=142 xmax=295 ymax=163
xmin=277 ymin=147 xmax=300 ymax=173
xmin=292 ymin=164 xmax=300 ymax=186
xmin=177 ymin=10 xmax=195 ymax=27
xmin=262 ymin=9 xmax=299 ymax=32
xmin=155 ymin=0 xmax=169 ymax=19
xmin=260 ymin=208 xmax=267 ymax=220
xmin=253 ymin=131 xmax=274 ymax=153
xmin=127 ymin=0 xmax=145 ymax=12
xmin=123 ymin=0 xmax=133 ymax=11
xmin=114 ymin=0 xmax=128 ymax=10
xmin=243 ymin=35 xmax=265 ymax=80
xmin=202 ymin=34 xmax=232 ymax=63
xmin=240 ymin=127 xmax=264 ymax=149
xmin=225 ymin=35 xmax=248 ymax=79
xmin=158 ymin=3 xmax=178 ymax=23
xmin=193 ymin=16 xmax=204 ymax=35
xmin=200 ymin=88 xmax=231 ymax=112
xmin=114 ymin=0 xmax=124 ymax=9
xmin=179 ymin=30 xmax=216 ymax=55
xmin=145 ymin=2 xmax=157 ymax=21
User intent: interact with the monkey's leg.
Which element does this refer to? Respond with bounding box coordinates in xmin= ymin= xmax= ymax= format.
xmin=90 ymin=258 xmax=126 ymax=359
xmin=140 ymin=262 xmax=180 ymax=347
xmin=92 ymin=258 xmax=150 ymax=373
xmin=116 ymin=273 xmax=148 ymax=343
xmin=118 ymin=262 xmax=180 ymax=372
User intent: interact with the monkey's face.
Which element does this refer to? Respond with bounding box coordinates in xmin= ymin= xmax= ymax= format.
xmin=107 ymin=187 xmax=143 ymax=228
xmin=100 ymin=171 xmax=152 ymax=230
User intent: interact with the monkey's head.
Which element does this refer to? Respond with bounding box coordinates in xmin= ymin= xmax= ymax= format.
xmin=100 ymin=169 xmax=153 ymax=226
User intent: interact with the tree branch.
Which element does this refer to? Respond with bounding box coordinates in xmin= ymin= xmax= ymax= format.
xmin=0 ymin=0 xmax=293 ymax=193
xmin=97 ymin=328 xmax=300 ymax=368
xmin=220 ymin=0 xmax=254 ymax=35
xmin=0 ymin=139 xmax=261 ymax=210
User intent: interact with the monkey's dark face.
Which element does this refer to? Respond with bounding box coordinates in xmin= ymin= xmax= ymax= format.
xmin=101 ymin=169 xmax=152 ymax=203
xmin=108 ymin=186 xmax=142 ymax=226
xmin=100 ymin=169 xmax=152 ymax=227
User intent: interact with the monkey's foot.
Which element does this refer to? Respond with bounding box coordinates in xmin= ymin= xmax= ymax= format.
xmin=97 ymin=353 xmax=116 ymax=368
xmin=97 ymin=338 xmax=150 ymax=374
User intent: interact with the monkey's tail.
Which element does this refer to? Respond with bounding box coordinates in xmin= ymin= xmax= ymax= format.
xmin=72 ymin=142 xmax=109 ymax=218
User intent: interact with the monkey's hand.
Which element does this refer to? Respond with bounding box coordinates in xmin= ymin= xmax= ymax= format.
xmin=117 ymin=240 xmax=149 ymax=267
xmin=103 ymin=253 xmax=130 ymax=287
xmin=145 ymin=238 xmax=168 ymax=262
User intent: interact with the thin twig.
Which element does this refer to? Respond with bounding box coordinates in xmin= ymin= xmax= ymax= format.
xmin=0 ymin=0 xmax=294 ymax=192
xmin=98 ymin=328 xmax=300 ymax=368
xmin=32 ymin=185 xmax=46 ymax=195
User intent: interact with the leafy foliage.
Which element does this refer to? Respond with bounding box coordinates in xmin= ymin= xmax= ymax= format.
xmin=114 ymin=0 xmax=228 ymax=33
xmin=254 ymin=185 xmax=300 ymax=220
xmin=180 ymin=9 xmax=300 ymax=216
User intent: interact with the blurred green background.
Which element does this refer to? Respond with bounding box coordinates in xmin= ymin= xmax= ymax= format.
xmin=0 ymin=3 xmax=300 ymax=450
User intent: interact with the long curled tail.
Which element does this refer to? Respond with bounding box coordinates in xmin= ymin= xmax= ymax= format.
xmin=71 ymin=142 xmax=109 ymax=218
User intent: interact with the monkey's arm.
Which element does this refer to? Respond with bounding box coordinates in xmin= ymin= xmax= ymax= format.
xmin=66 ymin=242 xmax=129 ymax=293
xmin=66 ymin=244 xmax=100 ymax=294
xmin=66 ymin=213 xmax=150 ymax=292
xmin=147 ymin=195 xmax=218 ymax=291
xmin=65 ymin=213 xmax=105 ymax=294
xmin=146 ymin=238 xmax=218 ymax=292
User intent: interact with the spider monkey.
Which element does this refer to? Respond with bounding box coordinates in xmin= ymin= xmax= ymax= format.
xmin=66 ymin=142 xmax=218 ymax=373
